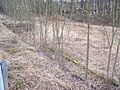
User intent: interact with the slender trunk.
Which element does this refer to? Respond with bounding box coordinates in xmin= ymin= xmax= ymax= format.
xmin=85 ymin=0 xmax=90 ymax=80
xmin=112 ymin=39 xmax=120 ymax=78
xmin=106 ymin=0 xmax=116 ymax=80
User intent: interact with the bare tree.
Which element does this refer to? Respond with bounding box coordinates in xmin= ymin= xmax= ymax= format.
xmin=85 ymin=0 xmax=91 ymax=80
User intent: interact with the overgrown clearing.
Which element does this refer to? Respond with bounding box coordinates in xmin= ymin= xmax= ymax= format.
xmin=0 ymin=0 xmax=120 ymax=90
xmin=0 ymin=14 xmax=119 ymax=90
xmin=0 ymin=19 xmax=117 ymax=90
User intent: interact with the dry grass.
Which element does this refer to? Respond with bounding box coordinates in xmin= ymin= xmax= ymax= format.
xmin=0 ymin=16 xmax=119 ymax=90
xmin=33 ymin=18 xmax=120 ymax=82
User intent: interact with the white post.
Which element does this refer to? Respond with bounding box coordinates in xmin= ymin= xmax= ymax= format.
xmin=0 ymin=65 xmax=4 ymax=90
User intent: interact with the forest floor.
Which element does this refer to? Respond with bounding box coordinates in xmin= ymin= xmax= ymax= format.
xmin=34 ymin=17 xmax=120 ymax=82
xmin=0 ymin=14 xmax=119 ymax=90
